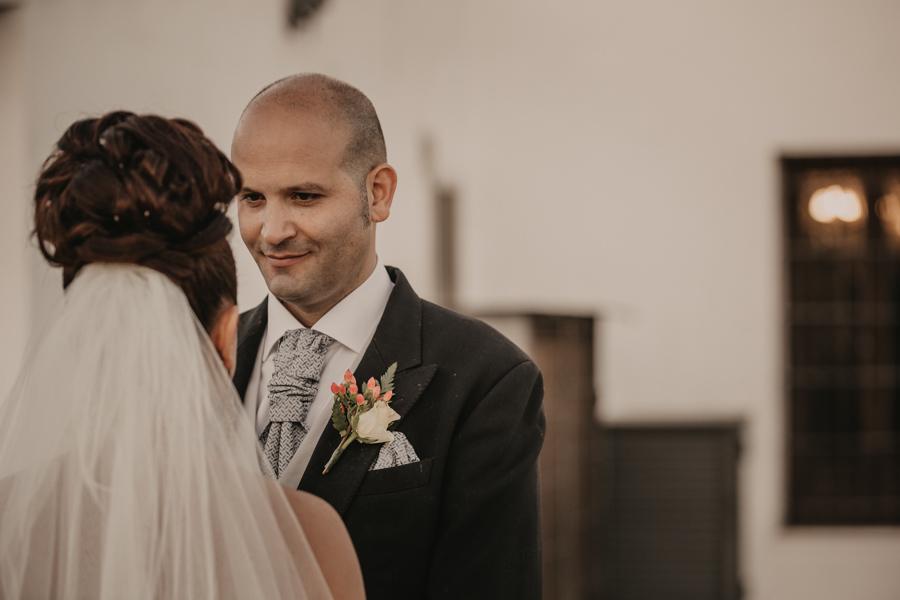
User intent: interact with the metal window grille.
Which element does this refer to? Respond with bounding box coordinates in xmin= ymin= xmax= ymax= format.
xmin=783 ymin=156 xmax=900 ymax=525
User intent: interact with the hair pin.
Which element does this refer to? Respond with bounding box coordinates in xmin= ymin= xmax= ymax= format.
xmin=144 ymin=210 xmax=150 ymax=217
xmin=113 ymin=215 xmax=120 ymax=222
xmin=118 ymin=163 xmax=124 ymax=169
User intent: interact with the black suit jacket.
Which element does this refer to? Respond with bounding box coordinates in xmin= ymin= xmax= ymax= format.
xmin=234 ymin=267 xmax=545 ymax=600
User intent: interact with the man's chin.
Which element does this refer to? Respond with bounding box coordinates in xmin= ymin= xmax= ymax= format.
xmin=265 ymin=279 xmax=306 ymax=301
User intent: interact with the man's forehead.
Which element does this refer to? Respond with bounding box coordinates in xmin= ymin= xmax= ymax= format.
xmin=233 ymin=100 xmax=348 ymax=153
xmin=236 ymin=152 xmax=349 ymax=194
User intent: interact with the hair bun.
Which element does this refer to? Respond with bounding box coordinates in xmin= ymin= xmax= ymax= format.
xmin=34 ymin=112 xmax=241 ymax=285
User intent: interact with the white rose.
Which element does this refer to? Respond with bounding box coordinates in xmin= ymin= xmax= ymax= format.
xmin=355 ymin=401 xmax=401 ymax=444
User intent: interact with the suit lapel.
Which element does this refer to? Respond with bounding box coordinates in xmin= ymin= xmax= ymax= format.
xmin=299 ymin=268 xmax=438 ymax=516
xmin=233 ymin=299 xmax=267 ymax=401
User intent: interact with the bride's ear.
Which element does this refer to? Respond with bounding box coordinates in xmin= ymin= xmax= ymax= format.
xmin=211 ymin=304 xmax=239 ymax=377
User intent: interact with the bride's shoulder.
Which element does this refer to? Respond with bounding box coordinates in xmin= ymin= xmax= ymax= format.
xmin=280 ymin=485 xmax=333 ymax=514
xmin=281 ymin=487 xmax=345 ymax=536
xmin=265 ymin=480 xmax=366 ymax=600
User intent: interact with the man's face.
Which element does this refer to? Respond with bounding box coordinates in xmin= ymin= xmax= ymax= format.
xmin=232 ymin=105 xmax=375 ymax=325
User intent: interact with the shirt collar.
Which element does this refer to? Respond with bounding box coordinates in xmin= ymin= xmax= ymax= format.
xmin=263 ymin=256 xmax=394 ymax=360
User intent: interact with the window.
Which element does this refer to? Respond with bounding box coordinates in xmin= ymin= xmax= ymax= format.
xmin=784 ymin=156 xmax=900 ymax=525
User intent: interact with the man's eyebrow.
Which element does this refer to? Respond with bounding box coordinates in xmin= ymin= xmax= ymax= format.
xmin=238 ymin=183 xmax=329 ymax=195
xmin=287 ymin=183 xmax=328 ymax=194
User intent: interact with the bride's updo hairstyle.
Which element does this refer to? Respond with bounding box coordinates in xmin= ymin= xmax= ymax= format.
xmin=33 ymin=111 xmax=240 ymax=332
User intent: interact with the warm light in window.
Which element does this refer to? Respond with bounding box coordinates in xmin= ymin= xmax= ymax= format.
xmin=876 ymin=192 xmax=900 ymax=237
xmin=808 ymin=184 xmax=865 ymax=223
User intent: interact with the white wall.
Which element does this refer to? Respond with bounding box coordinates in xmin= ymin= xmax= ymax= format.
xmin=0 ymin=7 xmax=31 ymax=399
xmin=7 ymin=0 xmax=900 ymax=597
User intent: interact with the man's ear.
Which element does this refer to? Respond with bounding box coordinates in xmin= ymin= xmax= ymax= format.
xmin=367 ymin=163 xmax=397 ymax=224
xmin=210 ymin=304 xmax=239 ymax=377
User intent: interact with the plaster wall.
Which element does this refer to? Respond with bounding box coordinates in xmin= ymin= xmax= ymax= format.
xmin=0 ymin=8 xmax=31 ymax=399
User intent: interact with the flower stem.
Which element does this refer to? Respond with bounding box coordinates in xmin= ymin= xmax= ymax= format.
xmin=322 ymin=431 xmax=358 ymax=474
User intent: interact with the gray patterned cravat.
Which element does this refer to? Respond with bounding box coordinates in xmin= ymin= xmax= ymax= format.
xmin=259 ymin=328 xmax=333 ymax=479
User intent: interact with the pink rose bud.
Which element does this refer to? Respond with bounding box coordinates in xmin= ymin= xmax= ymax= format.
xmin=367 ymin=377 xmax=377 ymax=390
xmin=344 ymin=370 xmax=353 ymax=382
xmin=356 ymin=394 xmax=365 ymax=405
xmin=331 ymin=382 xmax=340 ymax=394
xmin=373 ymin=385 xmax=381 ymax=398
xmin=383 ymin=390 xmax=393 ymax=401
xmin=339 ymin=384 xmax=346 ymax=394
xmin=349 ymin=384 xmax=358 ymax=394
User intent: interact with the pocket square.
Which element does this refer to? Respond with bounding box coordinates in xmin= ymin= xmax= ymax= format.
xmin=369 ymin=432 xmax=420 ymax=471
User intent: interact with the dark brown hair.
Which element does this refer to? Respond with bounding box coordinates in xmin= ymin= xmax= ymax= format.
xmin=34 ymin=111 xmax=240 ymax=332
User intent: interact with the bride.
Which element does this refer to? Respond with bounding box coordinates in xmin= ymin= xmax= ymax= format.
xmin=0 ymin=112 xmax=364 ymax=599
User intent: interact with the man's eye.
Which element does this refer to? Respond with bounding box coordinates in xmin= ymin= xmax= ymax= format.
xmin=292 ymin=192 xmax=320 ymax=202
xmin=241 ymin=193 xmax=264 ymax=204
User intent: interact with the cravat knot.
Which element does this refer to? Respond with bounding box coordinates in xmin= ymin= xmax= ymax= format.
xmin=260 ymin=328 xmax=333 ymax=478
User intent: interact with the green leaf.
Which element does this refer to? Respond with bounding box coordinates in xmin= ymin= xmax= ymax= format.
xmin=331 ymin=398 xmax=349 ymax=433
xmin=379 ymin=362 xmax=398 ymax=393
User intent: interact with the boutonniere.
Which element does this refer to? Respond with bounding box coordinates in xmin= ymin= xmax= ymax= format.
xmin=322 ymin=363 xmax=400 ymax=474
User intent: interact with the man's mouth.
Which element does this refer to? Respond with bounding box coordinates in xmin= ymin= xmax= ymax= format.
xmin=264 ymin=252 xmax=309 ymax=267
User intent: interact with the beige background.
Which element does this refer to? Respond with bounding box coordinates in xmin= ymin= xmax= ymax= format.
xmin=3 ymin=0 xmax=900 ymax=597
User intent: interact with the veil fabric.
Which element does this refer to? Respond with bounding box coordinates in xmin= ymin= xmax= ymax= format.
xmin=0 ymin=264 xmax=332 ymax=600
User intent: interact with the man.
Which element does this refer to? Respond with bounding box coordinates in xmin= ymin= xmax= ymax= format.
xmin=231 ymin=74 xmax=545 ymax=600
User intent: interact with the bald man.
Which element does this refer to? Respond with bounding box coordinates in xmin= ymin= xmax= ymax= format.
xmin=231 ymin=74 xmax=545 ymax=600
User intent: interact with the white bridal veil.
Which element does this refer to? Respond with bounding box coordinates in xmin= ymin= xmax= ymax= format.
xmin=0 ymin=264 xmax=332 ymax=600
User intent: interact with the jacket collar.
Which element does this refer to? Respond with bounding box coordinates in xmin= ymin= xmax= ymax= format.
xmin=351 ymin=266 xmax=422 ymax=376
xmin=233 ymin=298 xmax=268 ymax=401
xmin=299 ymin=267 xmax=438 ymax=514
xmin=234 ymin=268 xmax=438 ymax=514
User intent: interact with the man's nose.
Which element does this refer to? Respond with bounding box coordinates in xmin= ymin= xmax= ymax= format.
xmin=260 ymin=201 xmax=298 ymax=246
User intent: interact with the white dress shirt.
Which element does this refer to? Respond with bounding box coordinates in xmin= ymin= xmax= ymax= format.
xmin=244 ymin=258 xmax=394 ymax=487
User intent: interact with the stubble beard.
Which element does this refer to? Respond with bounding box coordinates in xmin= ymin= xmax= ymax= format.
xmin=262 ymin=226 xmax=374 ymax=320
xmin=356 ymin=180 xmax=372 ymax=228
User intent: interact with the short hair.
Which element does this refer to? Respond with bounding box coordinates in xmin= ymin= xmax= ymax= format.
xmin=34 ymin=111 xmax=239 ymax=332
xmin=244 ymin=74 xmax=387 ymax=193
